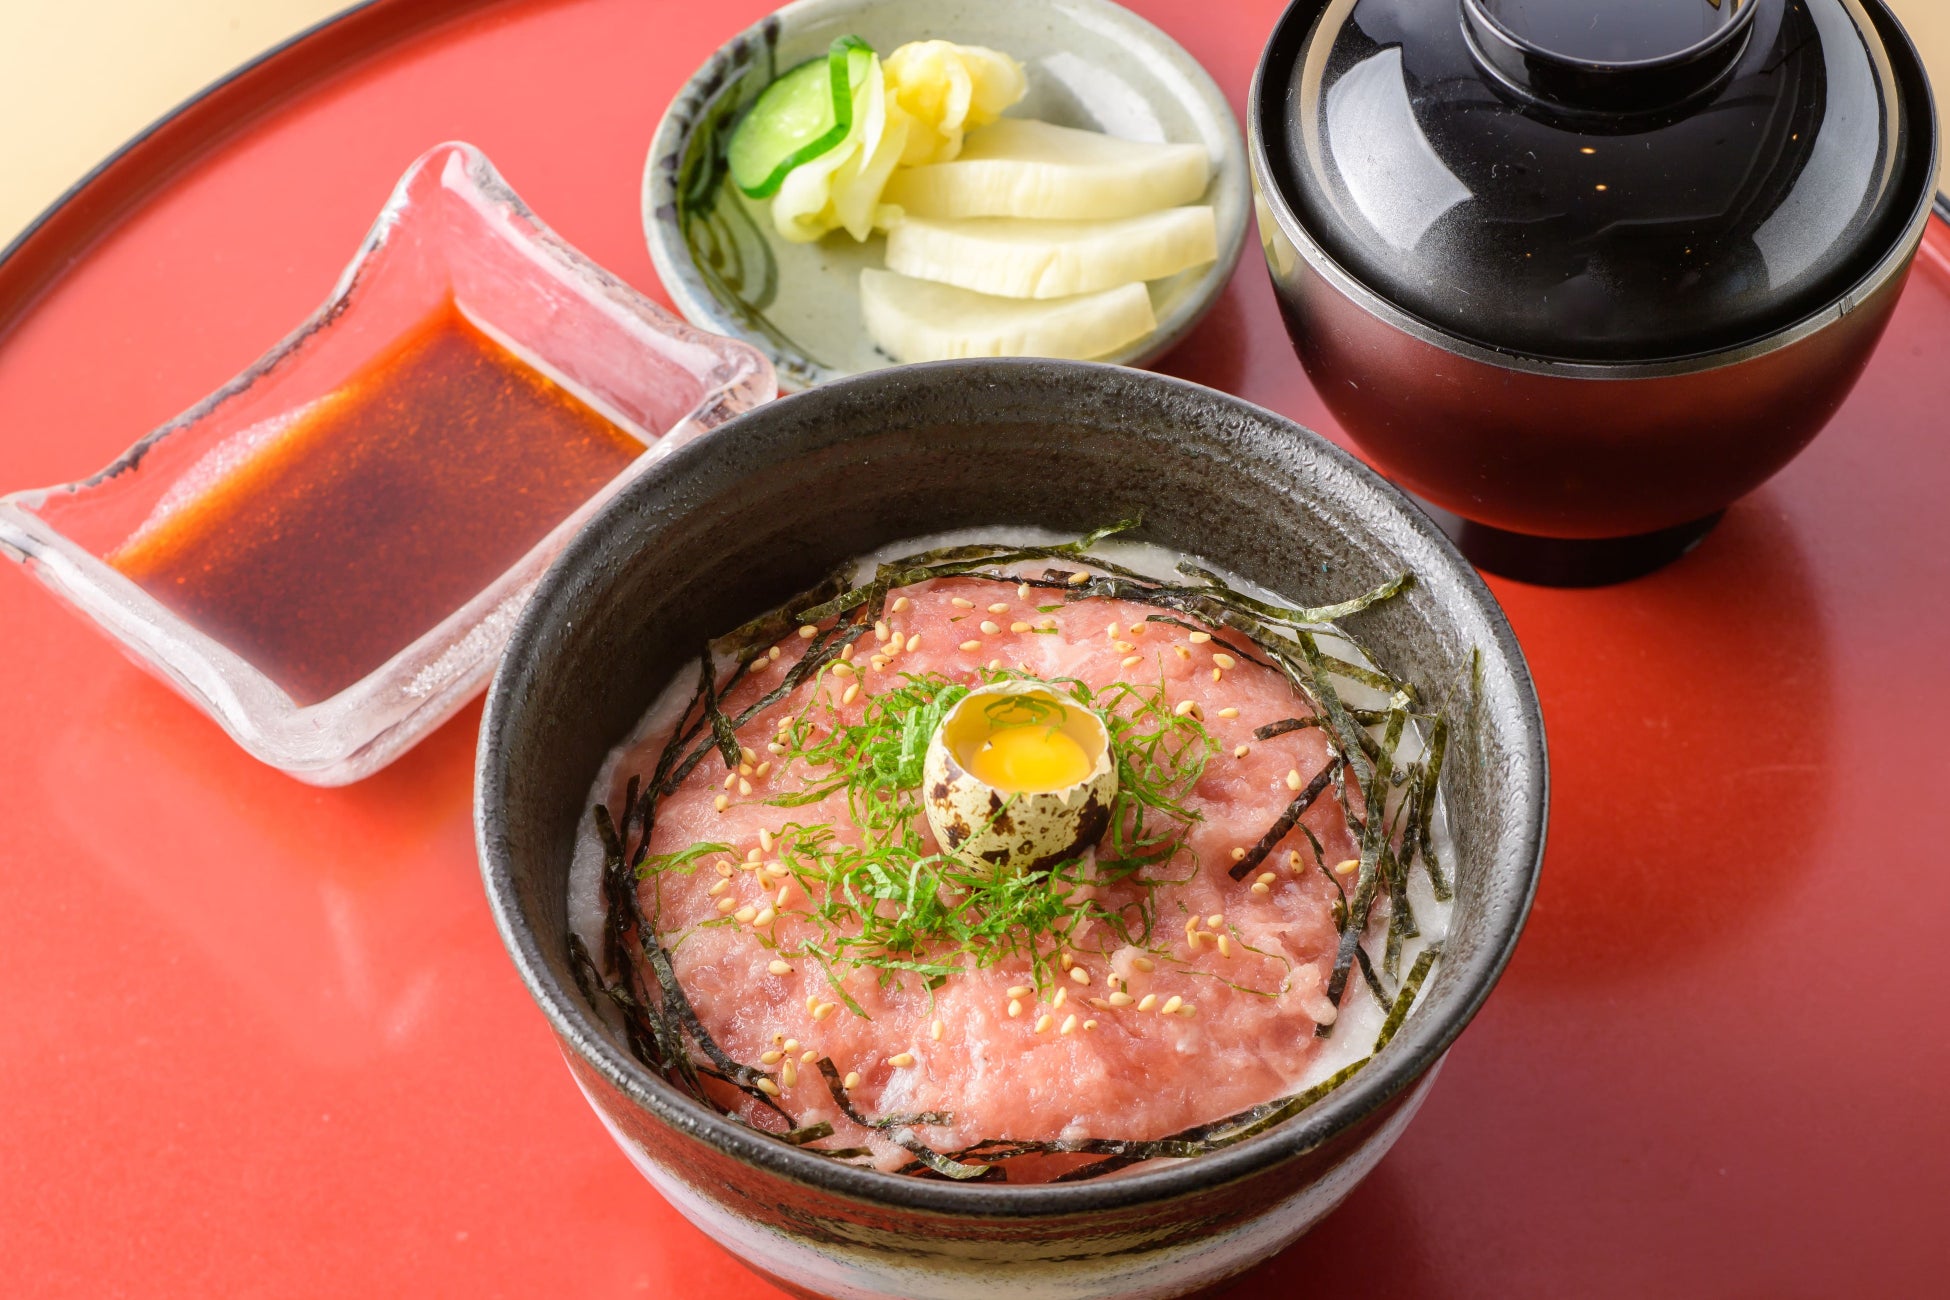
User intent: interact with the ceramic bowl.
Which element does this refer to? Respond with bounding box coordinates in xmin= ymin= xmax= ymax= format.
xmin=475 ymin=360 xmax=1546 ymax=1300
xmin=643 ymin=0 xmax=1250 ymax=390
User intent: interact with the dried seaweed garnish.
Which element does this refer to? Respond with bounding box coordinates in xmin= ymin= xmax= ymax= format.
xmin=1227 ymin=760 xmax=1342 ymax=881
xmin=574 ymin=523 xmax=1461 ymax=1181
xmin=1141 ymin=614 xmax=1274 ymax=668
xmin=1375 ymin=945 xmax=1440 ymax=1052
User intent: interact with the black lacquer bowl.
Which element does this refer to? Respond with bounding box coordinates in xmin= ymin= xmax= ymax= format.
xmin=475 ymin=360 xmax=1546 ymax=1300
xmin=1250 ymin=0 xmax=1939 ymax=584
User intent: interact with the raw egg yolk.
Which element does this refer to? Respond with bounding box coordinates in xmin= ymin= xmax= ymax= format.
xmin=965 ymin=724 xmax=1093 ymax=794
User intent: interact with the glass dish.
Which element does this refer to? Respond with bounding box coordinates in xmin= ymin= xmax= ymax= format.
xmin=0 ymin=141 xmax=774 ymax=785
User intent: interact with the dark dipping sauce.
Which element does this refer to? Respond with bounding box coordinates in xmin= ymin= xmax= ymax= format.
xmin=110 ymin=306 xmax=643 ymax=706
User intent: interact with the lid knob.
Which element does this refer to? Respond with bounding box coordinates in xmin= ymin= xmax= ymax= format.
xmin=1461 ymin=0 xmax=1757 ymax=114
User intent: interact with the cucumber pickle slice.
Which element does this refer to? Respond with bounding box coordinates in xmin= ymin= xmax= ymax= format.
xmin=727 ymin=36 xmax=875 ymax=200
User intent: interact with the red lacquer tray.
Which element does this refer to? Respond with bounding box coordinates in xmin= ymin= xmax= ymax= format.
xmin=2 ymin=3 xmax=1945 ymax=1295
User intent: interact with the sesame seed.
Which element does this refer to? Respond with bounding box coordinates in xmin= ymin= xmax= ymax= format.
xmin=1185 ymin=931 xmax=1204 ymax=952
xmin=782 ymin=1061 xmax=797 ymax=1088
xmin=1006 ymin=985 xmax=1031 ymax=998
xmin=893 ymin=596 xmax=910 ymax=612
xmin=1251 ymin=883 xmax=1270 ymax=895
xmin=952 ymin=597 xmax=975 ymax=609
xmin=1008 ymin=999 xmax=1023 ymax=1018
xmin=777 ymin=885 xmax=791 ymax=907
xmin=766 ymin=742 xmax=785 ymax=755
xmin=708 ymin=879 xmax=729 ymax=897
xmin=1177 ymin=1003 xmax=1197 ymax=1018
xmin=768 ymin=960 xmax=792 ymax=976
xmin=740 ymin=745 xmax=758 ymax=764
xmin=960 ymin=640 xmax=982 ymax=652
xmin=1113 ymin=640 xmax=1136 ymax=653
xmin=1218 ymin=707 xmax=1240 ymax=719
xmin=842 ymin=683 xmax=860 ymax=706
xmin=1212 ymin=653 xmax=1237 ymax=670
xmin=1211 ymin=668 xmax=1223 ymax=683
xmin=1162 ymin=995 xmax=1183 ymax=1015
xmin=843 ymin=1071 xmax=862 ymax=1090
xmin=1060 ymin=1015 xmax=1078 ymax=1035
xmin=1010 ymin=621 xmax=1032 ymax=633
xmin=1258 ymin=871 xmax=1277 ymax=885
xmin=760 ymin=1050 xmax=783 ymax=1064
xmin=905 ymin=634 xmax=920 ymax=652
xmin=980 ymin=621 xmax=1001 ymax=635
xmin=928 ymin=1018 xmax=945 ymax=1042
xmin=1052 ymin=987 xmax=1068 ymax=1009
xmin=830 ymin=661 xmax=856 ymax=678
xmin=891 ymin=1051 xmax=916 ymax=1067
xmin=1189 ymin=631 xmax=1212 ymax=644
xmin=1174 ymin=646 xmax=1191 ymax=660
xmin=1234 ymin=744 xmax=1250 ymax=759
xmin=1018 ymin=583 xmax=1032 ymax=600
xmin=756 ymin=1077 xmax=781 ymax=1096
xmin=1230 ymin=847 xmax=1247 ymax=861
xmin=758 ymin=829 xmax=774 ymax=852
xmin=755 ymin=761 xmax=771 ymax=777
xmin=1208 ymin=913 xmax=1224 ymax=927
xmin=988 ymin=659 xmax=1002 ymax=670
xmin=1173 ymin=700 xmax=1197 ymax=717
xmin=801 ymin=1050 xmax=817 ymax=1065
xmin=1088 ymin=997 xmax=1111 ymax=1010
xmin=812 ymin=1001 xmax=837 ymax=1021
xmin=988 ymin=603 xmax=1010 ymax=614
xmin=1133 ymin=956 xmax=1155 ymax=972
xmin=734 ymin=761 xmax=753 ymax=776
xmin=1334 ymin=858 xmax=1360 ymax=876
xmin=714 ymin=794 xmax=729 ymax=812
xmin=1109 ymin=991 xmax=1134 ymax=1006
xmin=1069 ymin=967 xmax=1091 ymax=986
xmin=1138 ymin=994 xmax=1158 ymax=1011
xmin=1106 ymin=624 xmax=1121 ymax=638
xmin=806 ymin=997 xmax=819 ymax=1014
xmin=874 ymin=620 xmax=889 ymax=640
xmin=716 ymin=897 xmax=737 ymax=914
xmin=753 ymin=906 xmax=776 ymax=927
xmin=746 ymin=847 xmax=764 ymax=862
xmin=739 ymin=778 xmax=753 ymax=796
xmin=1216 ymin=935 xmax=1232 ymax=958
xmin=1286 ymin=850 xmax=1303 ymax=870
xmin=797 ymin=625 xmax=818 ymax=639
xmin=723 ymin=773 xmax=738 ymax=790
xmin=1034 ymin=1014 xmax=1054 ymax=1033
xmin=840 ymin=644 xmax=855 ymax=662
xmin=1128 ymin=623 xmax=1145 ymax=637
xmin=1121 ymin=655 xmax=1143 ymax=668
xmin=1067 ymin=571 xmax=1090 ymax=586
xmin=1084 ymin=1019 xmax=1098 ymax=1031
xmin=734 ymin=905 xmax=756 ymax=923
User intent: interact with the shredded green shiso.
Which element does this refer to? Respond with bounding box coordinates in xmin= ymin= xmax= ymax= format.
xmin=572 ymin=521 xmax=1465 ymax=1181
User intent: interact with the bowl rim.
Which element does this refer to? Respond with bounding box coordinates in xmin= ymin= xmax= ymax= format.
xmin=1246 ymin=0 xmax=1941 ymax=379
xmin=475 ymin=357 xmax=1548 ymax=1213
xmin=641 ymin=0 xmax=1252 ymax=390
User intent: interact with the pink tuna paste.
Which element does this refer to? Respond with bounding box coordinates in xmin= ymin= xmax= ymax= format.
xmin=602 ymin=573 xmax=1379 ymax=1179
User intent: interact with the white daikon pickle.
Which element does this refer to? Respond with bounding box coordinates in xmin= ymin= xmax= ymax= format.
xmin=884 ymin=205 xmax=1217 ymax=299
xmin=860 ymin=268 xmax=1156 ymax=363
xmin=882 ymin=119 xmax=1212 ymax=221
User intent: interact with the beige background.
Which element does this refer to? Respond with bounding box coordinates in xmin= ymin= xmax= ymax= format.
xmin=1 ymin=0 xmax=1947 ymax=244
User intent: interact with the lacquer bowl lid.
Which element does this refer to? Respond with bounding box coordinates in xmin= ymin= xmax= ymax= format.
xmin=1265 ymin=0 xmax=1937 ymax=361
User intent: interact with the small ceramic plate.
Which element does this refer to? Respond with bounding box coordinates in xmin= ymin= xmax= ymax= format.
xmin=643 ymin=0 xmax=1249 ymax=390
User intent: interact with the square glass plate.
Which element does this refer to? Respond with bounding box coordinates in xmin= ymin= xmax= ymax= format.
xmin=0 ymin=141 xmax=773 ymax=785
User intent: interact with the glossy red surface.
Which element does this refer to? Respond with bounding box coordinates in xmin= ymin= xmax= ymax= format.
xmin=0 ymin=2 xmax=1944 ymax=1295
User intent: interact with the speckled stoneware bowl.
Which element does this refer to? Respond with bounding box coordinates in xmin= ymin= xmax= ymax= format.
xmin=476 ymin=360 xmax=1546 ymax=1300
xmin=643 ymin=0 xmax=1250 ymax=390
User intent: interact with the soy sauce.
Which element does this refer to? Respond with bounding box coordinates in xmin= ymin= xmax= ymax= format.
xmin=112 ymin=305 xmax=643 ymax=706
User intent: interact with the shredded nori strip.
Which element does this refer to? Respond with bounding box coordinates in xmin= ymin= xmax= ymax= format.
xmin=573 ymin=524 xmax=1461 ymax=1181
xmin=1226 ymin=759 xmax=1342 ymax=880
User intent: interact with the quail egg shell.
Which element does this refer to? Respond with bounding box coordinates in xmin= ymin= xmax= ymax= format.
xmin=923 ymin=680 xmax=1117 ymax=873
